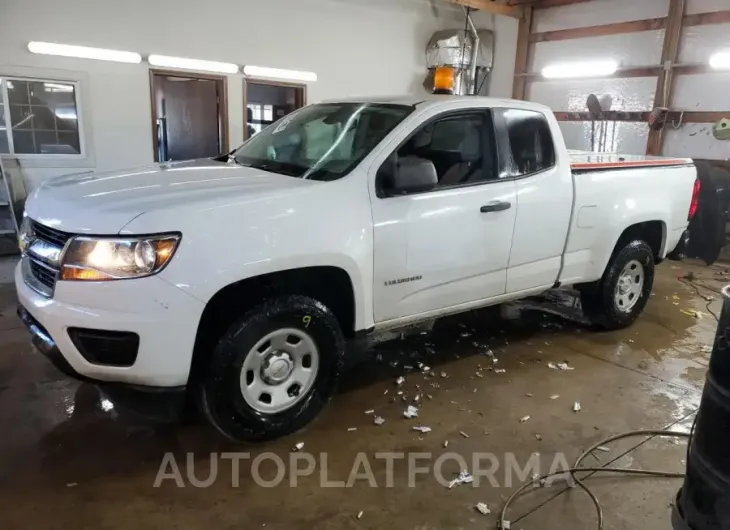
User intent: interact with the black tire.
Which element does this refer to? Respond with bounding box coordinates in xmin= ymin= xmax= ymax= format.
xmin=580 ymin=240 xmax=655 ymax=330
xmin=195 ymin=295 xmax=345 ymax=442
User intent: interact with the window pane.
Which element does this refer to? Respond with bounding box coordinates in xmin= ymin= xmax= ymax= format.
xmin=8 ymin=80 xmax=81 ymax=155
xmin=502 ymin=109 xmax=556 ymax=175
xmin=0 ymin=103 xmax=8 ymax=154
xmin=395 ymin=114 xmax=494 ymax=189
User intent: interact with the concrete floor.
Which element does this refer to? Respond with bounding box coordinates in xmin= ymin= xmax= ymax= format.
xmin=0 ymin=257 xmax=724 ymax=529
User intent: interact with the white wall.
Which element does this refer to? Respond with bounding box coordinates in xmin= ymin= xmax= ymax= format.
xmin=665 ymin=0 xmax=730 ymax=159
xmin=0 ymin=0 xmax=518 ymax=189
xmin=527 ymin=0 xmax=730 ymax=159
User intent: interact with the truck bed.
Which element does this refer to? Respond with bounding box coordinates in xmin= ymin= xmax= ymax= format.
xmin=569 ymin=151 xmax=693 ymax=172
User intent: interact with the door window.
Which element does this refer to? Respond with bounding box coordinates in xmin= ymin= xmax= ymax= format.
xmin=498 ymin=109 xmax=555 ymax=176
xmin=377 ymin=111 xmax=497 ymax=196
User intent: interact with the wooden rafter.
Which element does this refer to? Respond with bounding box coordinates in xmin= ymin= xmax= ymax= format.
xmin=646 ymin=0 xmax=686 ymax=156
xmin=531 ymin=18 xmax=667 ymax=43
xmin=530 ymin=9 xmax=730 ymax=43
xmin=446 ymin=0 xmax=522 ymax=18
xmin=512 ymin=6 xmax=534 ymax=99
xmin=533 ymin=0 xmax=593 ymax=7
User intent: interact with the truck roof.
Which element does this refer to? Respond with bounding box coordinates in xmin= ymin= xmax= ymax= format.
xmin=322 ymin=94 xmax=553 ymax=113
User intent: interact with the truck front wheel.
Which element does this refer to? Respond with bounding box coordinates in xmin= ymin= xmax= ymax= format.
xmin=580 ymin=240 xmax=655 ymax=330
xmin=196 ymin=295 xmax=346 ymax=442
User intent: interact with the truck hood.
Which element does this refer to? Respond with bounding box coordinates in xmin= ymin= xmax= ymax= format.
xmin=25 ymin=159 xmax=315 ymax=234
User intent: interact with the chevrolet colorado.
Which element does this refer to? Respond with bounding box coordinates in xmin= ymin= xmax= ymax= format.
xmin=15 ymin=96 xmax=698 ymax=441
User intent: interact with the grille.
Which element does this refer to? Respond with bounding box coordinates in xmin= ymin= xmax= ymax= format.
xmin=24 ymin=220 xmax=72 ymax=297
xmin=31 ymin=221 xmax=72 ymax=248
xmin=29 ymin=257 xmax=58 ymax=290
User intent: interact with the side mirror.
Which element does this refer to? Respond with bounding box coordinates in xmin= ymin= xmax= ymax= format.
xmin=391 ymin=156 xmax=437 ymax=194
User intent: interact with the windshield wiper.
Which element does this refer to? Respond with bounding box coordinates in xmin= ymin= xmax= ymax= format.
xmin=226 ymin=153 xmax=246 ymax=166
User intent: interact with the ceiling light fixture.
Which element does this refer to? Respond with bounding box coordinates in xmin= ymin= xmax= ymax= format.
xmin=148 ymin=55 xmax=239 ymax=74
xmin=541 ymin=59 xmax=619 ymax=79
xmin=243 ymin=65 xmax=318 ymax=82
xmin=28 ymin=42 xmax=142 ymax=63
xmin=710 ymin=51 xmax=730 ymax=70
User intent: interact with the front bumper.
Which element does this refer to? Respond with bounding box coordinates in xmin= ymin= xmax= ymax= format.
xmin=18 ymin=305 xmax=186 ymax=420
xmin=15 ymin=263 xmax=206 ymax=416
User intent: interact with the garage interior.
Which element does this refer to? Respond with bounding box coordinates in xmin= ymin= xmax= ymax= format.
xmin=1 ymin=0 xmax=730 ymax=528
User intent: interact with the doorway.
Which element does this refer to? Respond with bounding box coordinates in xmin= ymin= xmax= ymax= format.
xmin=150 ymin=70 xmax=228 ymax=162
xmin=244 ymin=80 xmax=306 ymax=140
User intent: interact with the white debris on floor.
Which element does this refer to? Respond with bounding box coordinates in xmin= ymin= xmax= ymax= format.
xmin=548 ymin=362 xmax=575 ymax=371
xmin=573 ymin=401 xmax=582 ymax=412
xmin=373 ymin=416 xmax=385 ymax=426
xmin=519 ymin=415 xmax=531 ymax=423
xmin=348 ymin=427 xmax=358 ymax=432
xmin=364 ymin=409 xmax=375 ymax=415
xmin=475 ymin=502 xmax=490 ymax=515
xmin=357 ymin=511 xmax=363 ymax=520
xmin=396 ymin=376 xmax=405 ymax=386
xmin=293 ymin=442 xmax=304 ymax=451
xmin=413 ymin=426 xmax=432 ymax=433
xmin=550 ymin=395 xmax=560 ymax=400
xmin=403 ymin=405 xmax=419 ymax=419
xmin=447 ymin=471 xmax=474 ymax=489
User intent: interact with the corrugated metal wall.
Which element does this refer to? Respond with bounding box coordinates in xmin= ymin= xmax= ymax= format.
xmin=525 ymin=0 xmax=730 ymax=160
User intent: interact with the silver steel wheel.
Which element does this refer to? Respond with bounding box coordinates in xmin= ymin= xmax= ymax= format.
xmin=614 ymin=259 xmax=644 ymax=312
xmin=240 ymin=328 xmax=319 ymax=414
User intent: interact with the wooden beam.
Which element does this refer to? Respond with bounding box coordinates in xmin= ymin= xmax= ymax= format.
xmin=447 ymin=0 xmax=521 ymax=18
xmin=512 ymin=6 xmax=534 ymax=99
xmin=531 ymin=18 xmax=667 ymax=43
xmin=535 ymin=0 xmax=593 ymax=7
xmin=554 ymin=111 xmax=650 ymax=122
xmin=647 ymin=0 xmax=685 ymax=156
xmin=554 ymin=110 xmax=730 ymax=124
xmin=685 ymin=9 xmax=730 ymax=26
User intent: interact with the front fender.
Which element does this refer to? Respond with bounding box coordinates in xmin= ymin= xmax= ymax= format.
xmin=122 ymin=174 xmax=375 ymax=330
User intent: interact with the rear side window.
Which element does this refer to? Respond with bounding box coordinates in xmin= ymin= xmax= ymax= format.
xmin=499 ymin=109 xmax=556 ymax=176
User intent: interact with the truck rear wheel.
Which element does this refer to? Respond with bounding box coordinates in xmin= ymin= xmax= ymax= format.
xmin=196 ymin=295 xmax=345 ymax=442
xmin=580 ymin=240 xmax=655 ymax=330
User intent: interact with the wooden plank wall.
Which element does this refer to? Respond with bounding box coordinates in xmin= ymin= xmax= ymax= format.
xmin=514 ymin=1 xmax=730 ymax=157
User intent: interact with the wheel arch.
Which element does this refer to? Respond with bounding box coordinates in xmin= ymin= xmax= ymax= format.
xmin=190 ymin=265 xmax=358 ymax=381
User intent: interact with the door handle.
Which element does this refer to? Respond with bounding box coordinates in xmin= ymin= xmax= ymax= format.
xmin=480 ymin=201 xmax=511 ymax=213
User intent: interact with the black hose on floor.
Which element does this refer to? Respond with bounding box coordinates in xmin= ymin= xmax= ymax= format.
xmin=499 ymin=429 xmax=692 ymax=530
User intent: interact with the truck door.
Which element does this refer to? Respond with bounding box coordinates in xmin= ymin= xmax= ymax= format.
xmin=370 ymin=108 xmax=517 ymax=324
xmin=494 ymin=108 xmax=572 ymax=292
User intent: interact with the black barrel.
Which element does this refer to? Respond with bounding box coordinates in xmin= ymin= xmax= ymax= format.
xmin=675 ymin=285 xmax=730 ymax=529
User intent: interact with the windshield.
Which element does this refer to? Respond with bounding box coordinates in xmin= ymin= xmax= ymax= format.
xmin=232 ymin=103 xmax=413 ymax=181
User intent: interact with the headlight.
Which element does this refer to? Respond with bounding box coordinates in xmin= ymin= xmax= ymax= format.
xmin=18 ymin=216 xmax=33 ymax=254
xmin=60 ymin=234 xmax=180 ymax=281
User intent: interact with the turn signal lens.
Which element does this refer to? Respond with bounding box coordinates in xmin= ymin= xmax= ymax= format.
xmin=433 ymin=67 xmax=455 ymax=94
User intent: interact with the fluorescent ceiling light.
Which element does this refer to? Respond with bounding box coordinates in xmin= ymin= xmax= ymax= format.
xmin=243 ymin=65 xmax=317 ymax=82
xmin=28 ymin=41 xmax=142 ymax=63
xmin=148 ymin=54 xmax=238 ymax=74
xmin=541 ymin=60 xmax=619 ymax=79
xmin=44 ymin=82 xmax=73 ymax=92
xmin=710 ymin=51 xmax=730 ymax=70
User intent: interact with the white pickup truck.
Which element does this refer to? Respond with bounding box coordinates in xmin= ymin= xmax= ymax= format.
xmin=16 ymin=96 xmax=698 ymax=441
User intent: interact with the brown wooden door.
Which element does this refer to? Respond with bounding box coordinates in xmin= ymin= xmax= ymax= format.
xmin=152 ymin=73 xmax=225 ymax=162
